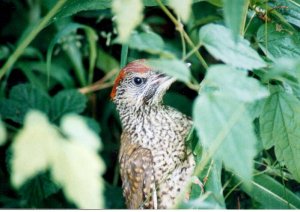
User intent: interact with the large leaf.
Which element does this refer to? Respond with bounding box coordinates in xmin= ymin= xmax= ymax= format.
xmin=223 ymin=0 xmax=249 ymax=39
xmin=204 ymin=65 xmax=269 ymax=102
xmin=260 ymin=88 xmax=300 ymax=182
xmin=257 ymin=23 xmax=300 ymax=60
xmin=50 ymin=90 xmax=87 ymax=123
xmin=112 ymin=0 xmax=143 ymax=42
xmin=0 ymin=84 xmax=51 ymax=124
xmin=242 ymin=174 xmax=300 ymax=209
xmin=147 ymin=58 xmax=191 ymax=83
xmin=194 ymin=95 xmax=256 ymax=182
xmin=199 ymin=24 xmax=266 ymax=70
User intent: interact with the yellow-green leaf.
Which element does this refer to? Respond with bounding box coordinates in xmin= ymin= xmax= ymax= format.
xmin=11 ymin=111 xmax=60 ymax=188
xmin=0 ymin=119 xmax=7 ymax=145
xmin=168 ymin=0 xmax=192 ymax=23
xmin=112 ymin=0 xmax=144 ymax=42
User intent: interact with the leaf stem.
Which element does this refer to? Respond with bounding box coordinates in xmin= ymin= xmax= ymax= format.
xmin=155 ymin=0 xmax=208 ymax=69
xmin=0 ymin=0 xmax=68 ymax=80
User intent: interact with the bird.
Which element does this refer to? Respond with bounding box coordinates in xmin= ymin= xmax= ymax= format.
xmin=111 ymin=59 xmax=195 ymax=209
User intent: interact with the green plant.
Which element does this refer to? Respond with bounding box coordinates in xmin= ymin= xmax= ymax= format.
xmin=0 ymin=0 xmax=300 ymax=209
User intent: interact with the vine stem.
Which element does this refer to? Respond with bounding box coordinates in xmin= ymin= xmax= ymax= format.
xmin=155 ymin=0 xmax=208 ymax=69
xmin=0 ymin=0 xmax=68 ymax=80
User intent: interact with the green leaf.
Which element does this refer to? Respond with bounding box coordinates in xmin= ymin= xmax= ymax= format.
xmin=146 ymin=58 xmax=191 ymax=83
xmin=128 ymin=31 xmax=165 ymax=54
xmin=19 ymin=173 xmax=60 ymax=207
xmin=257 ymin=23 xmax=300 ymax=60
xmin=242 ymin=173 xmax=300 ymax=209
xmin=50 ymin=90 xmax=87 ymax=123
xmin=11 ymin=110 xmax=105 ymax=208
xmin=0 ymin=84 xmax=51 ymax=124
xmin=112 ymin=0 xmax=143 ymax=42
xmin=0 ymin=119 xmax=6 ymax=145
xmin=96 ymin=49 xmax=120 ymax=74
xmin=168 ymin=0 xmax=192 ymax=22
xmin=199 ymin=24 xmax=266 ymax=70
xmin=204 ymin=65 xmax=269 ymax=102
xmin=52 ymin=0 xmax=112 ymax=21
xmin=223 ymin=0 xmax=249 ymax=39
xmin=260 ymin=89 xmax=300 ymax=182
xmin=194 ymin=95 xmax=256 ymax=182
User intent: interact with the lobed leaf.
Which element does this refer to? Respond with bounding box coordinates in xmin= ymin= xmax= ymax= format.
xmin=199 ymin=24 xmax=266 ymax=69
xmin=50 ymin=90 xmax=87 ymax=123
xmin=260 ymin=89 xmax=300 ymax=182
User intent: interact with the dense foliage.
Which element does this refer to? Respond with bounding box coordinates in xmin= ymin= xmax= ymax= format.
xmin=1 ymin=0 xmax=300 ymax=209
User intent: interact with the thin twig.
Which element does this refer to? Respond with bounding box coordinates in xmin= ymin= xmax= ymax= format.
xmin=155 ymin=0 xmax=208 ymax=69
xmin=78 ymin=69 xmax=118 ymax=94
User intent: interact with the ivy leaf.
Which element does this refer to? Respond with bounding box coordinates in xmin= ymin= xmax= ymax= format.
xmin=194 ymin=95 xmax=256 ymax=182
xmin=146 ymin=58 xmax=191 ymax=83
xmin=223 ymin=0 xmax=249 ymax=40
xmin=257 ymin=23 xmax=300 ymax=60
xmin=168 ymin=0 xmax=192 ymax=23
xmin=50 ymin=90 xmax=87 ymax=123
xmin=112 ymin=0 xmax=143 ymax=42
xmin=199 ymin=24 xmax=266 ymax=70
xmin=204 ymin=65 xmax=269 ymax=102
xmin=260 ymin=89 xmax=300 ymax=182
xmin=0 ymin=84 xmax=51 ymax=124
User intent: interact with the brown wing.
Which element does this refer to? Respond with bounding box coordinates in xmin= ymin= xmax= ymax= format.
xmin=119 ymin=133 xmax=156 ymax=209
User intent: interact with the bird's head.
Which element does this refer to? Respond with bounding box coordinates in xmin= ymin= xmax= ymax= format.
xmin=111 ymin=59 xmax=175 ymax=108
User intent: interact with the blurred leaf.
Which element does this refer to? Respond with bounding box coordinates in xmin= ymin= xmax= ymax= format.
xmin=96 ymin=49 xmax=120 ymax=74
xmin=11 ymin=111 xmax=60 ymax=188
xmin=83 ymin=116 xmax=101 ymax=134
xmin=199 ymin=24 xmax=266 ymax=69
xmin=47 ymin=23 xmax=97 ymax=87
xmin=60 ymin=115 xmax=101 ymax=151
xmin=112 ymin=0 xmax=143 ymax=42
xmin=50 ymin=90 xmax=87 ymax=123
xmin=11 ymin=110 xmax=105 ymax=209
xmin=147 ymin=58 xmax=191 ymax=83
xmin=223 ymin=0 xmax=249 ymax=39
xmin=194 ymin=95 xmax=256 ymax=183
xmin=0 ymin=84 xmax=51 ymax=124
xmin=204 ymin=65 xmax=269 ymax=102
xmin=168 ymin=0 xmax=192 ymax=22
xmin=257 ymin=23 xmax=300 ymax=60
xmin=260 ymin=88 xmax=300 ymax=182
xmin=52 ymin=0 xmax=112 ymax=21
xmin=128 ymin=31 xmax=165 ymax=54
xmin=242 ymin=173 xmax=300 ymax=209
xmin=0 ymin=119 xmax=6 ymax=145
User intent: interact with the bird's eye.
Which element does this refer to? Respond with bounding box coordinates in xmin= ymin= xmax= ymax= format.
xmin=133 ymin=77 xmax=144 ymax=86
